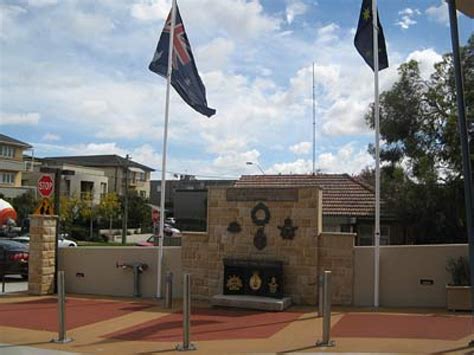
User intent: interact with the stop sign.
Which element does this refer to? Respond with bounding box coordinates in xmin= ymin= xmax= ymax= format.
xmin=37 ymin=175 xmax=54 ymax=198
xmin=152 ymin=209 xmax=160 ymax=224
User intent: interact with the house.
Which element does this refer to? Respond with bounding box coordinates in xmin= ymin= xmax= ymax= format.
xmin=23 ymin=158 xmax=109 ymax=204
xmin=43 ymin=155 xmax=154 ymax=199
xmin=234 ymin=174 xmax=398 ymax=245
xmin=0 ymin=134 xmax=35 ymax=198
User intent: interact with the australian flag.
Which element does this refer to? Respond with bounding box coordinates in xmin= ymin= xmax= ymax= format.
xmin=354 ymin=0 xmax=388 ymax=71
xmin=149 ymin=4 xmax=216 ymax=117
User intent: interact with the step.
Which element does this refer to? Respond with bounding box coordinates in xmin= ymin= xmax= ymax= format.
xmin=210 ymin=294 xmax=292 ymax=311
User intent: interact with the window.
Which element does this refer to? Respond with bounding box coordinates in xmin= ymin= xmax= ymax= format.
xmin=356 ymin=224 xmax=390 ymax=245
xmin=0 ymin=172 xmax=16 ymax=185
xmin=0 ymin=145 xmax=15 ymax=158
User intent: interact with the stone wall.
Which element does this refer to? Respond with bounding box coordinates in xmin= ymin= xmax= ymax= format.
xmin=182 ymin=186 xmax=325 ymax=305
xmin=28 ymin=215 xmax=57 ymax=295
xmin=318 ymin=232 xmax=355 ymax=305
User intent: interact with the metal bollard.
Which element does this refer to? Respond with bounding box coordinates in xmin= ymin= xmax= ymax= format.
xmin=165 ymin=271 xmax=173 ymax=309
xmin=316 ymin=270 xmax=335 ymax=347
xmin=318 ymin=273 xmax=324 ymax=317
xmin=176 ymin=273 xmax=196 ymax=351
xmin=51 ymin=271 xmax=73 ymax=344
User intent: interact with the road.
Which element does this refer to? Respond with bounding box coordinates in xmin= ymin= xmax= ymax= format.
xmin=1 ymin=275 xmax=28 ymax=295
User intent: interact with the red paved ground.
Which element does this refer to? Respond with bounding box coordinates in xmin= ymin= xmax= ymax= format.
xmin=332 ymin=313 xmax=473 ymax=340
xmin=104 ymin=308 xmax=304 ymax=341
xmin=0 ymin=298 xmax=152 ymax=332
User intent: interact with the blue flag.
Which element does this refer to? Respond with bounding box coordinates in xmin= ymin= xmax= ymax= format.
xmin=354 ymin=0 xmax=388 ymax=71
xmin=149 ymin=5 xmax=216 ymax=117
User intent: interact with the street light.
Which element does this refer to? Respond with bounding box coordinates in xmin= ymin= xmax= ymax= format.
xmin=246 ymin=161 xmax=265 ymax=175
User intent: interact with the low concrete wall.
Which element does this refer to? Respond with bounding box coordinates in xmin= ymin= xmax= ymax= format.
xmin=354 ymin=244 xmax=468 ymax=307
xmin=59 ymin=247 xmax=182 ymax=298
xmin=318 ymin=232 xmax=355 ymax=305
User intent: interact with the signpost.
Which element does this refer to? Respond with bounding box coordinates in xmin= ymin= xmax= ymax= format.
xmin=38 ymin=174 xmax=54 ymax=198
xmin=34 ymin=174 xmax=55 ymax=215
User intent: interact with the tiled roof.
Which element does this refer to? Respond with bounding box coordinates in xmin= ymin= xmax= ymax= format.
xmin=235 ymin=174 xmax=377 ymax=217
xmin=43 ymin=155 xmax=155 ymax=172
xmin=0 ymin=134 xmax=32 ymax=148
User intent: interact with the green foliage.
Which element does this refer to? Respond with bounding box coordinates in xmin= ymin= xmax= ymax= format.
xmin=59 ymin=194 xmax=81 ymax=232
xmin=10 ymin=191 xmax=38 ymax=223
xmin=122 ymin=190 xmax=151 ymax=231
xmin=362 ymin=34 xmax=473 ymax=243
xmin=97 ymin=192 xmax=121 ymax=220
xmin=446 ymin=257 xmax=470 ymax=286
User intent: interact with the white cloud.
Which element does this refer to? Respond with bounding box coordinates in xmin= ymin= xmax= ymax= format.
xmin=425 ymin=1 xmax=449 ymax=26
xmin=317 ymin=23 xmax=340 ymax=42
xmin=396 ymin=8 xmax=421 ymax=30
xmin=130 ymin=0 xmax=170 ymax=22
xmin=41 ymin=133 xmax=60 ymax=142
xmin=290 ymin=141 xmax=311 ymax=155
xmin=286 ymin=0 xmax=308 ymax=25
xmin=27 ymin=0 xmax=58 ymax=7
xmin=195 ymin=37 xmax=235 ymax=72
xmin=269 ymin=158 xmax=312 ymax=174
xmin=69 ymin=12 xmax=115 ymax=37
xmin=214 ymin=149 xmax=261 ymax=173
xmin=132 ymin=0 xmax=280 ymax=40
xmin=268 ymin=143 xmax=372 ymax=175
xmin=0 ymin=112 xmax=40 ymax=126
xmin=406 ymin=48 xmax=442 ymax=79
xmin=318 ymin=143 xmax=372 ymax=174
xmin=0 ymin=4 xmax=26 ymax=41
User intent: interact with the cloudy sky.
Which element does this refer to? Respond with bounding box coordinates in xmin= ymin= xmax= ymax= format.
xmin=0 ymin=0 xmax=472 ymax=180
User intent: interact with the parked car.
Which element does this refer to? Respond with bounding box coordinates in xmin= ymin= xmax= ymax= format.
xmin=136 ymin=235 xmax=159 ymax=247
xmin=12 ymin=234 xmax=77 ymax=248
xmin=0 ymin=239 xmax=29 ymax=279
xmin=165 ymin=217 xmax=177 ymax=226
xmin=136 ymin=224 xmax=182 ymax=247
xmin=136 ymin=234 xmax=182 ymax=247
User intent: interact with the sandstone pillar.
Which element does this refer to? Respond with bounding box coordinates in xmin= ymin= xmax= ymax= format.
xmin=28 ymin=215 xmax=57 ymax=295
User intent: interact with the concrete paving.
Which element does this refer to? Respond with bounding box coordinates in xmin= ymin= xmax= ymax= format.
xmin=0 ymin=275 xmax=28 ymax=295
xmin=0 ymin=293 xmax=473 ymax=354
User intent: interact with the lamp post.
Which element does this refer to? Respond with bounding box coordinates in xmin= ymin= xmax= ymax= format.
xmin=246 ymin=161 xmax=265 ymax=175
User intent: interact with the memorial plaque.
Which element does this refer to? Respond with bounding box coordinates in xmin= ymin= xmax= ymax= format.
xmin=223 ymin=259 xmax=283 ymax=298
xmin=226 ymin=188 xmax=299 ymax=202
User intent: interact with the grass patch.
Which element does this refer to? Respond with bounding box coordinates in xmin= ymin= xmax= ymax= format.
xmin=78 ymin=241 xmax=137 ymax=247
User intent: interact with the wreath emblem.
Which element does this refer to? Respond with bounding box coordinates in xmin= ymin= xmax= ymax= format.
xmin=251 ymin=202 xmax=271 ymax=226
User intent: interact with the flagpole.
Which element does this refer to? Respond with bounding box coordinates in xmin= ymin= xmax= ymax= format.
xmin=372 ymin=0 xmax=381 ymax=308
xmin=157 ymin=0 xmax=177 ymax=299
xmin=312 ymin=62 xmax=316 ymax=175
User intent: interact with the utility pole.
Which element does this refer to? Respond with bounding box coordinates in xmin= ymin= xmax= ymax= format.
xmin=89 ymin=190 xmax=94 ymax=240
xmin=121 ymin=154 xmax=130 ymax=245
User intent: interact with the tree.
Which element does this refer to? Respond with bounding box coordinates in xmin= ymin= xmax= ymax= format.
xmin=10 ymin=191 xmax=38 ymax=225
xmin=363 ymin=34 xmax=473 ymax=243
xmin=366 ymin=34 xmax=473 ymax=183
xmin=97 ymin=192 xmax=121 ymax=237
xmin=122 ymin=191 xmax=151 ymax=232
xmin=60 ymin=195 xmax=81 ymax=233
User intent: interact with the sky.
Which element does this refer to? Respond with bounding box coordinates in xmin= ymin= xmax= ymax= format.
xmin=0 ymin=0 xmax=472 ymax=180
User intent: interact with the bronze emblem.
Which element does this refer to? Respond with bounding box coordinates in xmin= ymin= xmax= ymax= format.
xmin=278 ymin=217 xmax=298 ymax=240
xmin=249 ymin=271 xmax=262 ymax=291
xmin=227 ymin=221 xmax=241 ymax=234
xmin=268 ymin=277 xmax=279 ymax=294
xmin=251 ymin=202 xmax=271 ymax=226
xmin=253 ymin=227 xmax=267 ymax=250
xmin=226 ymin=275 xmax=243 ymax=291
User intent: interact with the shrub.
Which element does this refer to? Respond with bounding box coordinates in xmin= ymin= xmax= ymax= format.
xmin=446 ymin=256 xmax=470 ymax=286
